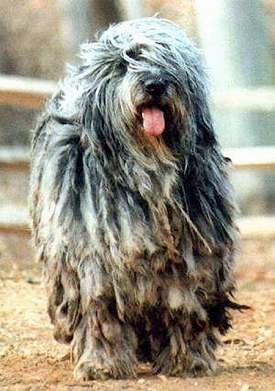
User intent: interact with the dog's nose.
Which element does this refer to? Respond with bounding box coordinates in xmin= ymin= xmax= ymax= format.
xmin=144 ymin=79 xmax=168 ymax=95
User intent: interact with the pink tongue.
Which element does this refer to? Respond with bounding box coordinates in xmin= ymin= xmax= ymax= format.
xmin=142 ymin=107 xmax=165 ymax=136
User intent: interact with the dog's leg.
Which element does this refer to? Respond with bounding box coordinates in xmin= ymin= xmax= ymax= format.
xmin=44 ymin=257 xmax=81 ymax=344
xmin=72 ymin=305 xmax=138 ymax=380
xmin=152 ymin=283 xmax=219 ymax=376
xmin=152 ymin=252 xmax=236 ymax=376
xmin=72 ymin=260 xmax=138 ymax=380
xmin=153 ymin=314 xmax=217 ymax=376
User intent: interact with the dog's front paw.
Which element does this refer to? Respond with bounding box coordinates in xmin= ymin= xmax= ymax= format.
xmin=153 ymin=345 xmax=215 ymax=377
xmin=74 ymin=358 xmax=112 ymax=381
xmin=73 ymin=348 xmax=137 ymax=381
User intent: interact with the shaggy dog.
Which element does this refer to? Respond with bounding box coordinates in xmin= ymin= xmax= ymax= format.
xmin=30 ymin=17 xmax=242 ymax=380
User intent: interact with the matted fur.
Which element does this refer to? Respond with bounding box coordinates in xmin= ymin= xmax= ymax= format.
xmin=30 ymin=17 xmax=241 ymax=380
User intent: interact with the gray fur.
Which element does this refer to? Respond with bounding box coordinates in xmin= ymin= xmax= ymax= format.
xmin=30 ymin=17 xmax=241 ymax=380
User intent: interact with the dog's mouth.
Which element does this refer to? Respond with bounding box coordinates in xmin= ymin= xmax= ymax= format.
xmin=141 ymin=106 xmax=165 ymax=136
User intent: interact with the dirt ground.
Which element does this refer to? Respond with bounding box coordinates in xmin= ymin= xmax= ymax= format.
xmin=0 ymin=234 xmax=275 ymax=391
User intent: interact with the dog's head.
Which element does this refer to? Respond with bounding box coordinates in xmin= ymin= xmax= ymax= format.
xmin=59 ymin=18 xmax=216 ymax=157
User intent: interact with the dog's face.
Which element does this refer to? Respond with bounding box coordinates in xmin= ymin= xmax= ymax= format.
xmin=117 ymin=40 xmax=185 ymax=140
xmin=61 ymin=18 xmax=214 ymax=155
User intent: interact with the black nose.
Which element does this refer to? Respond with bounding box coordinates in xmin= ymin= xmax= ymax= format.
xmin=144 ymin=79 xmax=168 ymax=95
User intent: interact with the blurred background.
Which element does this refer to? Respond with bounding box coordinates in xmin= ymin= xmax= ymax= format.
xmin=0 ymin=0 xmax=275 ymax=266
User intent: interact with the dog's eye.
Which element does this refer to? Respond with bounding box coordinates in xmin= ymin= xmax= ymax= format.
xmin=125 ymin=48 xmax=139 ymax=60
xmin=124 ymin=45 xmax=143 ymax=61
xmin=118 ymin=59 xmax=127 ymax=74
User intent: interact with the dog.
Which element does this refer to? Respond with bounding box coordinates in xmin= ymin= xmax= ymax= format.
xmin=30 ymin=17 xmax=242 ymax=380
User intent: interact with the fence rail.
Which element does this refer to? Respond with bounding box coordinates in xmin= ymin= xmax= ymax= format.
xmin=0 ymin=146 xmax=30 ymax=171
xmin=0 ymin=75 xmax=55 ymax=109
xmin=212 ymin=86 xmax=275 ymax=112
xmin=1 ymin=75 xmax=275 ymax=112
xmin=0 ymin=207 xmax=30 ymax=234
xmin=1 ymin=74 xmax=275 ymax=237
xmin=1 ymin=146 xmax=275 ymax=171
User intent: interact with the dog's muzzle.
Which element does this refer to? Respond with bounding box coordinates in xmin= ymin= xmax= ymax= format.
xmin=140 ymin=78 xmax=169 ymax=137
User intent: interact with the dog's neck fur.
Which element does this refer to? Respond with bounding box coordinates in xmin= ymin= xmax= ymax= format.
xmin=82 ymin=128 xmax=182 ymax=263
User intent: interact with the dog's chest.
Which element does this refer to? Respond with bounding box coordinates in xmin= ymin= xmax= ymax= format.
xmin=101 ymin=182 xmax=185 ymax=313
xmin=96 ymin=168 xmax=182 ymax=264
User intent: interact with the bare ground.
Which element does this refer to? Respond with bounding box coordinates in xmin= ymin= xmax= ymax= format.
xmin=0 ymin=234 xmax=275 ymax=391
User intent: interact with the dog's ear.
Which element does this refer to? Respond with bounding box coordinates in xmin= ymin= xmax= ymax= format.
xmin=193 ymin=98 xmax=217 ymax=148
xmin=182 ymin=56 xmax=217 ymax=149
